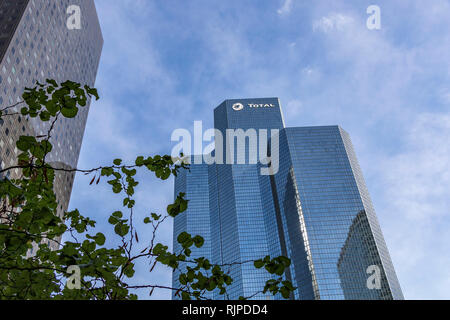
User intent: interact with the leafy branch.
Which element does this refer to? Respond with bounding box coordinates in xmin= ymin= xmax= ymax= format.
xmin=0 ymin=79 xmax=295 ymax=300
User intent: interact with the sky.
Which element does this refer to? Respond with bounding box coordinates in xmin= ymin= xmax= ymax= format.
xmin=67 ymin=0 xmax=450 ymax=299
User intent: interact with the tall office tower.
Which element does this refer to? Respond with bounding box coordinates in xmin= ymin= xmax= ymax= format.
xmin=0 ymin=0 xmax=103 ymax=249
xmin=270 ymin=126 xmax=403 ymax=299
xmin=172 ymin=158 xmax=215 ymax=299
xmin=211 ymin=98 xmax=286 ymax=299
xmin=173 ymin=99 xmax=284 ymax=300
xmin=172 ymin=98 xmax=403 ymax=300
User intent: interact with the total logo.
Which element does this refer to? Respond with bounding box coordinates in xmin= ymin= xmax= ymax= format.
xmin=232 ymin=102 xmax=275 ymax=111
xmin=231 ymin=103 xmax=244 ymax=111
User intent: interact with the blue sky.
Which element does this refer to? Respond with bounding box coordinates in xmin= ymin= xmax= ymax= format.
xmin=67 ymin=0 xmax=450 ymax=299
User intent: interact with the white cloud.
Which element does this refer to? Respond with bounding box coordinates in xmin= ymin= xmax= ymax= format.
xmin=284 ymin=99 xmax=302 ymax=118
xmin=312 ymin=13 xmax=354 ymax=32
xmin=381 ymin=113 xmax=450 ymax=220
xmin=79 ymin=96 xmax=138 ymax=163
xmin=376 ymin=112 xmax=450 ymax=299
xmin=304 ymin=7 xmax=450 ymax=299
xmin=302 ymin=66 xmax=316 ymax=76
xmin=277 ymin=0 xmax=293 ymax=15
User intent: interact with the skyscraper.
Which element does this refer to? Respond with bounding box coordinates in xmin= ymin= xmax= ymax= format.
xmin=172 ymin=98 xmax=403 ymax=300
xmin=270 ymin=126 xmax=403 ymax=299
xmin=0 ymin=0 xmax=103 ymax=249
xmin=172 ymin=159 xmax=215 ymax=299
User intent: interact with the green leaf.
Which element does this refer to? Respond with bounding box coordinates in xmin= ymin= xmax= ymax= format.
xmin=16 ymin=135 xmax=37 ymax=151
xmin=193 ymin=235 xmax=204 ymax=248
xmin=181 ymin=291 xmax=191 ymax=300
xmin=179 ymin=274 xmax=188 ymax=285
xmin=135 ymin=156 xmax=144 ymax=166
xmin=278 ymin=256 xmax=291 ymax=267
xmin=177 ymin=232 xmax=190 ymax=244
xmin=114 ymin=223 xmax=129 ymax=237
xmin=112 ymin=211 xmax=123 ymax=218
xmin=254 ymin=259 xmax=264 ymax=269
xmin=108 ymin=216 xmax=119 ymax=225
xmin=61 ymin=106 xmax=78 ymax=118
xmin=39 ymin=110 xmax=51 ymax=121
xmin=85 ymin=86 xmax=99 ymax=100
xmin=95 ymin=232 xmax=105 ymax=245
xmin=280 ymin=287 xmax=290 ymax=299
xmin=101 ymin=167 xmax=114 ymax=176
xmin=151 ymin=213 xmax=160 ymax=221
xmin=123 ymin=262 xmax=135 ymax=278
xmin=46 ymin=79 xmax=58 ymax=87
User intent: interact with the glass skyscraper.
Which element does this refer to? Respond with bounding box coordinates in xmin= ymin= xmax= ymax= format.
xmin=172 ymin=99 xmax=403 ymax=300
xmin=172 ymin=158 xmax=215 ymax=299
xmin=0 ymin=0 xmax=103 ymax=250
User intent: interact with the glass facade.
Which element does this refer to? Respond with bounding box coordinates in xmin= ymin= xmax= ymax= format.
xmin=172 ymin=158 xmax=214 ymax=300
xmin=0 ymin=0 xmax=103 ymax=230
xmin=272 ymin=127 xmax=403 ymax=299
xmin=172 ymin=99 xmax=403 ymax=300
xmin=212 ymin=98 xmax=285 ymax=299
